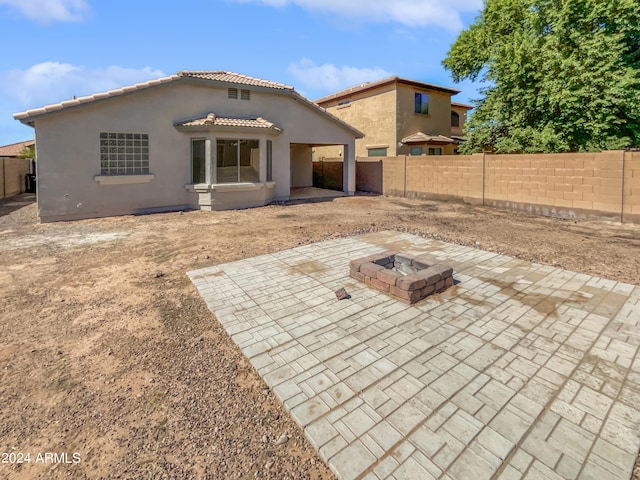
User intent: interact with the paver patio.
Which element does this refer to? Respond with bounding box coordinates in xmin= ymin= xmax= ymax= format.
xmin=188 ymin=230 xmax=640 ymax=480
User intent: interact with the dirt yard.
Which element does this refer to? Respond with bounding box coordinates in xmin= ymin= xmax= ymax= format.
xmin=1 ymin=193 xmax=639 ymax=479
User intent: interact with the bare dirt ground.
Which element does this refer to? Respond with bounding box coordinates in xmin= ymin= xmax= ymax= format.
xmin=1 ymin=193 xmax=639 ymax=480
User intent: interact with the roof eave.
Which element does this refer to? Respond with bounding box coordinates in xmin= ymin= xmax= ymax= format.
xmin=315 ymin=76 xmax=460 ymax=105
xmin=14 ymin=74 xmax=181 ymax=124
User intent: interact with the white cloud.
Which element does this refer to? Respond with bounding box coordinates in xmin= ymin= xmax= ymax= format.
xmin=1 ymin=62 xmax=166 ymax=108
xmin=0 ymin=0 xmax=90 ymax=23
xmin=289 ymin=58 xmax=391 ymax=94
xmin=231 ymin=0 xmax=482 ymax=30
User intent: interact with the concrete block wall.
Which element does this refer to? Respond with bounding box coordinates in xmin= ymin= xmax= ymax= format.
xmin=355 ymin=159 xmax=383 ymax=193
xmin=1 ymin=157 xmax=31 ymax=199
xmin=380 ymin=156 xmax=406 ymax=198
xmin=624 ymin=151 xmax=640 ymax=222
xmin=357 ymin=150 xmax=639 ymax=223
xmin=484 ymin=151 xmax=625 ymax=220
xmin=405 ymin=154 xmax=483 ymax=204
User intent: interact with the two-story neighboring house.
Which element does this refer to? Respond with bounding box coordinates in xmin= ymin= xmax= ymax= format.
xmin=315 ymin=76 xmax=472 ymax=157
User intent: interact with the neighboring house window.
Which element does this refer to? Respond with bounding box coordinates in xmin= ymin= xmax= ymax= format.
xmin=415 ymin=93 xmax=429 ymax=114
xmin=216 ymin=139 xmax=260 ymax=183
xmin=367 ymin=147 xmax=387 ymax=157
xmin=191 ymin=139 xmax=206 ymax=184
xmin=410 ymin=146 xmax=422 ymax=156
xmin=99 ymin=132 xmax=149 ymax=175
xmin=228 ymin=88 xmax=238 ymax=99
xmin=241 ymin=89 xmax=250 ymax=100
xmin=428 ymin=147 xmax=443 ymax=155
xmin=266 ymin=140 xmax=273 ymax=182
xmin=451 ymin=111 xmax=460 ymax=127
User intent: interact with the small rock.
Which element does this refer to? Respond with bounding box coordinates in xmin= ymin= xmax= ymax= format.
xmin=264 ymin=459 xmax=275 ymax=470
xmin=154 ymin=271 xmax=165 ymax=278
xmin=335 ymin=288 xmax=349 ymax=300
xmin=274 ymin=434 xmax=289 ymax=446
xmin=261 ymin=435 xmax=268 ymax=443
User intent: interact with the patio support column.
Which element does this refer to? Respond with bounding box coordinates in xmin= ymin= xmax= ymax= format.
xmin=343 ymin=143 xmax=355 ymax=195
xmin=259 ymin=138 xmax=267 ymax=182
xmin=206 ymin=139 xmax=216 ymax=184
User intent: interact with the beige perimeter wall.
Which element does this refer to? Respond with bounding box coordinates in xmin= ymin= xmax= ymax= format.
xmin=358 ymin=151 xmax=640 ymax=223
xmin=1 ymin=157 xmax=31 ymax=199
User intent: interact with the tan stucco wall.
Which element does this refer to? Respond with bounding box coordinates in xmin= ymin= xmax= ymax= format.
xmin=451 ymin=105 xmax=468 ymax=138
xmin=318 ymin=84 xmax=397 ymax=158
xmin=1 ymin=157 xmax=31 ymax=198
xmin=31 ymin=80 xmax=357 ymax=221
xmin=396 ymin=85 xmax=452 ymax=139
xmin=318 ymin=82 xmax=463 ymax=158
xmin=290 ymin=144 xmax=313 ymax=187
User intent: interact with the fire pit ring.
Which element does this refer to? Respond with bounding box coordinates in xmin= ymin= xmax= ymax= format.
xmin=349 ymin=250 xmax=454 ymax=304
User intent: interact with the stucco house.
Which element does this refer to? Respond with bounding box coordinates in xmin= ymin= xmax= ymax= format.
xmin=14 ymin=71 xmax=362 ymax=222
xmin=314 ymin=76 xmax=472 ymax=158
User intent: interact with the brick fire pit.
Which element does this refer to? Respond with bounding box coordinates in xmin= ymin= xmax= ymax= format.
xmin=349 ymin=250 xmax=454 ymax=304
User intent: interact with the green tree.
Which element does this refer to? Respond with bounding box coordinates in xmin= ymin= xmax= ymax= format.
xmin=16 ymin=144 xmax=35 ymax=159
xmin=443 ymin=0 xmax=640 ymax=153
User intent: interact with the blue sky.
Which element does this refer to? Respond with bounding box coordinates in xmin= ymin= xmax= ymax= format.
xmin=0 ymin=0 xmax=483 ymax=146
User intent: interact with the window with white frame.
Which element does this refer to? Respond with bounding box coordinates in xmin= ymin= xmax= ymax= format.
xmin=100 ymin=132 xmax=149 ymax=175
xmin=216 ymin=139 xmax=260 ymax=183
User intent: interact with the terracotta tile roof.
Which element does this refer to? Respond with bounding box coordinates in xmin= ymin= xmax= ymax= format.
xmin=401 ymin=132 xmax=455 ymax=144
xmin=13 ymin=71 xmax=293 ymax=122
xmin=315 ymin=76 xmax=460 ymax=105
xmin=13 ymin=75 xmax=180 ymax=122
xmin=177 ymin=71 xmax=292 ymax=90
xmin=13 ymin=70 xmax=363 ymax=138
xmin=175 ymin=113 xmax=282 ymax=131
xmin=0 ymin=139 xmax=35 ymax=157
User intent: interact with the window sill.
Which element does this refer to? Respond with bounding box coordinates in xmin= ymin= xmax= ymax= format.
xmin=94 ymin=174 xmax=155 ymax=185
xmin=185 ymin=181 xmax=275 ymax=193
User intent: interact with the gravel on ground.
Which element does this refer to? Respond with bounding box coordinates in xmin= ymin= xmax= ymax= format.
xmin=1 ymin=193 xmax=639 ymax=479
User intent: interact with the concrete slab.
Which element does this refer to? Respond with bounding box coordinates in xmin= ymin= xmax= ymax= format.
xmin=188 ymin=231 xmax=640 ymax=480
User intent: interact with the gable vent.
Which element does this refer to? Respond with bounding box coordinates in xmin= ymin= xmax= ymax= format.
xmin=228 ymin=88 xmax=238 ymax=99
xmin=241 ymin=89 xmax=250 ymax=100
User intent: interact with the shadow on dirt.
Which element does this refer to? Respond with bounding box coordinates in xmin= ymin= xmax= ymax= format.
xmin=0 ymin=193 xmax=35 ymax=218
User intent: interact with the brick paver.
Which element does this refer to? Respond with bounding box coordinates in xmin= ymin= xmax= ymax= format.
xmin=188 ymin=231 xmax=640 ymax=480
